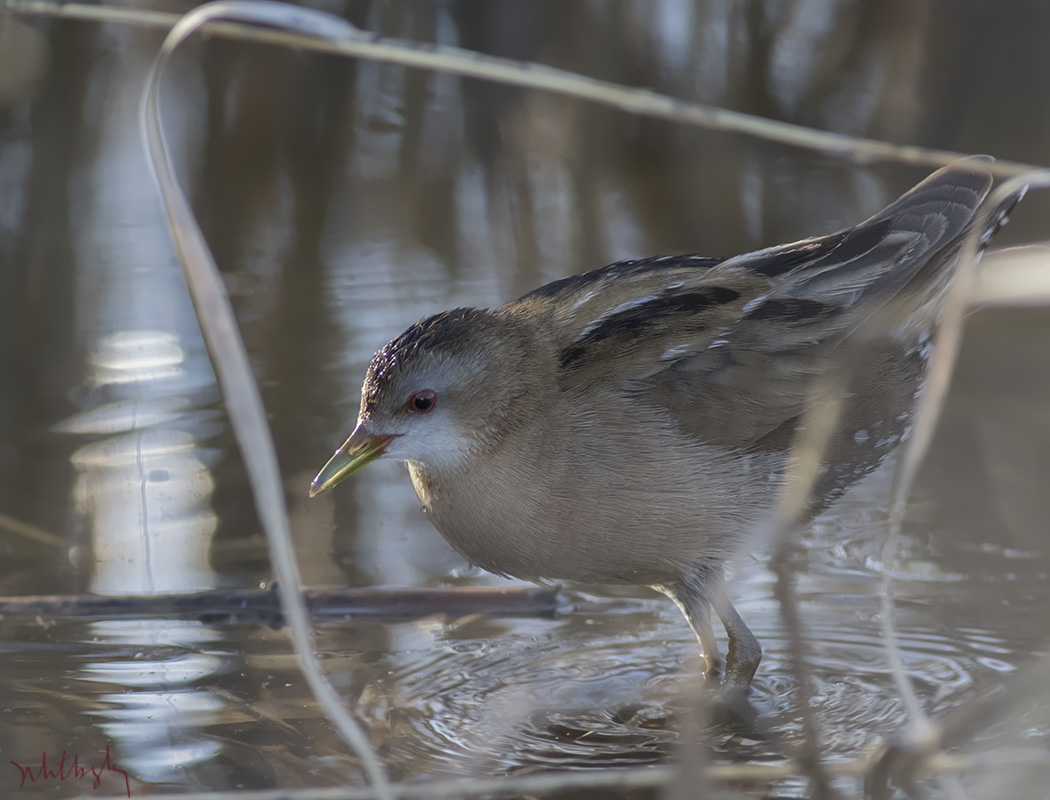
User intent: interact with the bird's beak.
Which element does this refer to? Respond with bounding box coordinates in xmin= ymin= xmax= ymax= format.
xmin=309 ymin=423 xmax=398 ymax=498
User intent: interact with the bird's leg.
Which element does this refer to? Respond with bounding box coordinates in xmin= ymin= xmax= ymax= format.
xmin=657 ymin=571 xmax=722 ymax=678
xmin=693 ymin=607 xmax=722 ymax=677
xmin=662 ymin=567 xmax=762 ymax=693
xmin=716 ymin=599 xmax=761 ymax=696
xmin=658 ymin=572 xmax=762 ymax=728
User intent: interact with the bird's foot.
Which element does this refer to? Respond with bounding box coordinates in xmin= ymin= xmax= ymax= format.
xmin=704 ymin=679 xmax=759 ymax=730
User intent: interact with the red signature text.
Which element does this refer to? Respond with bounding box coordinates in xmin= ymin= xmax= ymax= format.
xmin=10 ymin=746 xmax=130 ymax=797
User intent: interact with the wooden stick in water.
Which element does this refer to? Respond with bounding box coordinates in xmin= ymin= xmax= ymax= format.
xmin=0 ymin=585 xmax=561 ymax=621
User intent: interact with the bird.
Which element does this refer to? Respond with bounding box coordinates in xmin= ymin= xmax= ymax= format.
xmin=309 ymin=157 xmax=1023 ymax=697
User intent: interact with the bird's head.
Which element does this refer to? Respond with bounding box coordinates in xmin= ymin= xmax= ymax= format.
xmin=309 ymin=307 xmax=538 ymax=497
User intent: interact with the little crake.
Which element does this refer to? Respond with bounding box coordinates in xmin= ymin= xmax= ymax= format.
xmin=310 ymin=158 xmax=1023 ymax=694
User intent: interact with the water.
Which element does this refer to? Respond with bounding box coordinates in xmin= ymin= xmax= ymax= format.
xmin=2 ymin=2 xmax=1050 ymax=797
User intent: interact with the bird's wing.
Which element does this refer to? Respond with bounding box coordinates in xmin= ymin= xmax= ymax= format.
xmin=531 ymin=159 xmax=1003 ymax=449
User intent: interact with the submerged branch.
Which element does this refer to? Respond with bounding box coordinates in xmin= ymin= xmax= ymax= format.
xmin=0 ymin=585 xmax=560 ymax=621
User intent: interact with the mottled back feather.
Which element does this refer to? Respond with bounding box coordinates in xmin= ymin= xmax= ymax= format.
xmin=504 ymin=158 xmax=1018 ymax=476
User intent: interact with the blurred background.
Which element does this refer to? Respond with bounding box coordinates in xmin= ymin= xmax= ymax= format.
xmin=1 ymin=0 xmax=1049 ymax=797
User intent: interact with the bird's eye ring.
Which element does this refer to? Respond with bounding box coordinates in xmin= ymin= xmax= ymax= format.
xmin=407 ymin=389 xmax=437 ymax=414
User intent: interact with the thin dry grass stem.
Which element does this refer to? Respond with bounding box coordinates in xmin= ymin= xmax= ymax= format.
xmin=760 ymin=365 xmax=858 ymax=799
xmin=75 ymin=753 xmax=975 ymax=800
xmin=2 ymin=0 xmax=1046 ymax=178
xmin=769 ymin=558 xmax=841 ymax=800
xmin=869 ymin=173 xmax=1048 ymax=798
xmin=0 ymin=510 xmax=66 ymax=548
xmin=971 ymin=244 xmax=1050 ymax=306
xmin=755 ymin=170 xmax=1044 ymax=793
xmin=141 ymin=3 xmax=392 ymax=798
xmin=668 ymin=678 xmax=715 ymax=800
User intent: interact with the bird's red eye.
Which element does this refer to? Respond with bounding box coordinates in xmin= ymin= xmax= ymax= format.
xmin=407 ymin=389 xmax=437 ymax=414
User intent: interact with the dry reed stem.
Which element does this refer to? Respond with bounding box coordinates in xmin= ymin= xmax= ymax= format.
xmin=74 ymin=752 xmax=974 ymax=800
xmin=0 ymin=0 xmax=1044 ymax=178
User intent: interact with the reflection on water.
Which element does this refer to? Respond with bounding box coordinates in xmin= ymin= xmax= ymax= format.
xmin=63 ymin=329 xmax=219 ymax=594
xmin=1 ymin=1 xmax=1050 ymax=798
xmin=87 ymin=332 xmax=188 ymax=387
xmin=81 ymin=620 xmax=225 ymax=788
xmin=70 ymin=425 xmax=218 ymax=594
